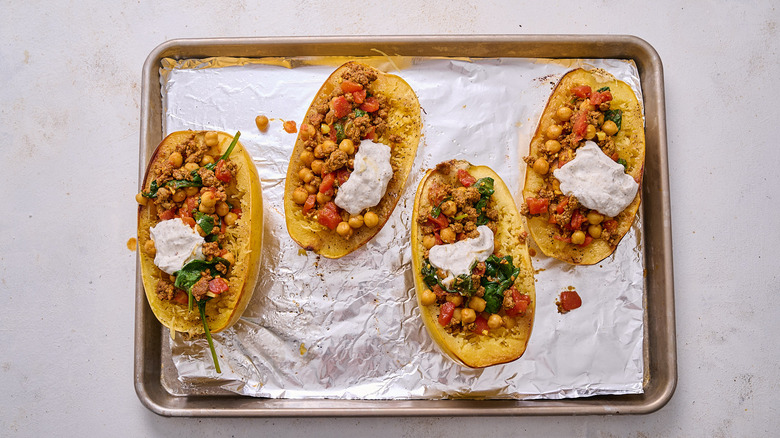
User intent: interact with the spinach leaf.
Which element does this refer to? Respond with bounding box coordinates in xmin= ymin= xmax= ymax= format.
xmin=597 ymin=86 xmax=611 ymax=92
xmin=334 ymin=123 xmax=346 ymax=143
xmin=353 ymin=108 xmax=368 ymax=118
xmin=618 ymin=158 xmax=628 ymax=171
xmin=166 ymin=179 xmax=201 ymax=189
xmin=421 ymin=259 xmax=441 ymax=289
xmin=473 ymin=177 xmax=495 ymax=225
xmin=480 ymin=254 xmax=521 ymax=314
xmin=604 ymin=109 xmax=622 ymax=131
xmin=194 ymin=212 xmax=215 ymax=235
xmin=142 ymin=180 xmax=160 ymax=198
xmin=197 ymin=299 xmax=221 ymax=373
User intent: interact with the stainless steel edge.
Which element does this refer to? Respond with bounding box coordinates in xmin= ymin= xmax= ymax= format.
xmin=135 ymin=34 xmax=675 ymax=417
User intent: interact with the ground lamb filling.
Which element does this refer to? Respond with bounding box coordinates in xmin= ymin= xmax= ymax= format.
xmin=290 ymin=64 xmax=400 ymax=239
xmin=521 ymin=83 xmax=631 ymax=248
xmin=138 ymin=131 xmax=241 ymax=306
xmin=418 ymin=162 xmax=531 ymax=336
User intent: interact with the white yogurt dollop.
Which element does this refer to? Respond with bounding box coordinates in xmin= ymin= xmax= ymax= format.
xmin=149 ymin=218 xmax=205 ymax=275
xmin=334 ymin=140 xmax=393 ymax=216
xmin=429 ymin=225 xmax=494 ymax=287
xmin=553 ymin=141 xmax=638 ymax=217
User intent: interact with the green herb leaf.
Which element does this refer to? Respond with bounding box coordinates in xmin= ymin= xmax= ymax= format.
xmin=194 ymin=212 xmax=215 ymax=235
xmin=334 ymin=123 xmax=346 ymax=143
xmin=479 ymin=254 xmax=521 ymax=314
xmin=597 ymin=86 xmax=611 ymax=92
xmin=453 ymin=213 xmax=467 ymax=221
xmin=353 ymin=108 xmax=368 ymax=118
xmin=205 ymin=131 xmax=240 ymax=171
xmin=198 ymin=300 xmax=221 ymax=373
xmin=604 ymin=109 xmax=622 ymax=131
xmin=166 ymin=179 xmax=202 ymax=189
xmin=618 ymin=158 xmax=628 ymax=171
xmin=142 ymin=180 xmax=160 ymax=198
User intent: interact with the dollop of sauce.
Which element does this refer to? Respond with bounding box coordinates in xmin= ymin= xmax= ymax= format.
xmin=553 ymin=141 xmax=638 ymax=217
xmin=335 ymin=140 xmax=393 ymax=216
xmin=149 ymin=218 xmax=205 ymax=275
xmin=429 ymin=225 xmax=494 ymax=286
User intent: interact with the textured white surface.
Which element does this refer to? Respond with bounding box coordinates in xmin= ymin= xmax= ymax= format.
xmin=1 ymin=0 xmax=779 ymax=436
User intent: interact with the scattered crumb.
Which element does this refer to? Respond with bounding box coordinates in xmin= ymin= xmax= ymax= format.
xmin=283 ymin=120 xmax=297 ymax=133
xmin=299 ymin=343 xmax=307 ymax=355
xmin=127 ymin=237 xmax=137 ymax=251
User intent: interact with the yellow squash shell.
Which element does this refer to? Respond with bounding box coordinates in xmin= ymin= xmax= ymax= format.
xmin=137 ymin=131 xmax=263 ymax=335
xmin=522 ymin=68 xmax=645 ymax=265
xmin=411 ymin=160 xmax=535 ymax=368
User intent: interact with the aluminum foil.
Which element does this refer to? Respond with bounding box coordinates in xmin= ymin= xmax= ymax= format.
xmin=160 ymin=56 xmax=645 ymax=399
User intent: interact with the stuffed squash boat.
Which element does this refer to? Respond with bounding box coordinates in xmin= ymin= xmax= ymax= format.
xmin=521 ymin=68 xmax=645 ymax=265
xmin=136 ymin=130 xmax=262 ymax=372
xmin=284 ymin=61 xmax=422 ymax=258
xmin=412 ymin=160 xmax=535 ymax=368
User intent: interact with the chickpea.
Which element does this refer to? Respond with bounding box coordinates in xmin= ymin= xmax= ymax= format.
xmin=533 ymin=157 xmax=549 ymax=175
xmin=420 ymin=289 xmax=437 ymax=306
xmin=503 ymin=315 xmax=516 ymax=329
xmin=571 ymin=230 xmax=586 ymax=245
xmin=136 ymin=192 xmax=148 ymax=206
xmin=546 ymin=124 xmax=563 ymax=139
xmin=224 ymin=212 xmax=238 ymax=226
xmin=364 ymin=211 xmax=379 ymax=228
xmin=440 ymin=227 xmax=456 ymax=243
xmin=185 ymin=186 xmax=199 ymax=197
xmin=461 ymin=308 xmax=477 ymax=324
xmin=204 ymin=131 xmax=219 ymax=147
xmin=588 ymin=224 xmax=603 ymax=239
xmin=587 ymin=211 xmax=604 ymax=225
xmin=556 ymin=106 xmax=573 ymax=121
xmin=545 ymin=139 xmax=562 ymax=153
xmin=602 ymin=120 xmax=619 ymax=136
xmin=446 ymin=294 xmax=464 ymax=307
xmin=322 ymin=140 xmax=337 ymax=156
xmin=216 ymin=201 xmax=230 ymax=216
xmin=316 ymin=191 xmax=331 ymax=205
xmin=441 ymin=200 xmax=457 ymax=217
xmin=255 ymin=115 xmax=269 ymax=131
xmin=200 ymin=191 xmax=217 ymax=208
xmin=452 ymin=308 xmax=462 ymax=324
xmin=336 ymin=221 xmax=352 ymax=237
xmin=311 ymin=160 xmax=324 ymax=175
xmin=201 ymin=155 xmax=215 ymax=166
xmin=300 ymin=150 xmax=315 ymax=166
xmin=422 ymin=234 xmax=436 ymax=249
xmin=168 ymin=151 xmax=183 ymax=168
xmin=298 ymin=167 xmax=315 ymax=183
xmin=198 ymin=203 xmax=215 ymax=214
xmin=195 ymin=224 xmax=207 ymax=237
xmin=595 ymin=113 xmax=605 ymax=126
xmin=320 ymin=123 xmax=330 ymax=134
xmin=339 ymin=139 xmax=355 ymax=155
xmin=314 ymin=144 xmax=325 ymax=159
xmin=469 ymin=296 xmax=487 ymax=313
xmin=292 ymin=187 xmax=309 ymax=204
xmin=144 ymin=239 xmax=156 ymax=256
xmin=222 ymin=251 xmax=235 ymax=266
xmin=348 ymin=215 xmax=364 ymax=229
xmin=487 ymin=314 xmax=504 ymax=329
xmin=172 ymin=190 xmax=186 ymax=203
xmin=585 ymin=124 xmax=597 ymax=140
xmin=300 ymin=123 xmax=315 ymax=140
xmin=184 ymin=162 xmax=199 ymax=172
xmin=304 ymin=183 xmax=318 ymax=194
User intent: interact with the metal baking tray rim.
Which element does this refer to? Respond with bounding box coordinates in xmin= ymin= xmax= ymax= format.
xmin=135 ymin=34 xmax=676 ymax=417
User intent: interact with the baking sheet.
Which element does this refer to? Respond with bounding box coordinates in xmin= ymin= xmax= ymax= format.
xmin=159 ymin=56 xmax=644 ymax=399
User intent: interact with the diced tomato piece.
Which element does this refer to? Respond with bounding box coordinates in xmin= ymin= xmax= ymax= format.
xmin=335 ymin=168 xmax=350 ymax=186
xmin=173 ymin=290 xmax=189 ymax=305
xmin=570 ymin=210 xmax=587 ymax=229
xmin=553 ymin=235 xmax=572 ymax=243
xmin=215 ymin=160 xmax=232 ymax=183
xmin=340 ymin=80 xmax=363 ymax=93
xmin=611 ymin=152 xmax=619 ymax=161
xmin=472 ymin=316 xmax=490 ymax=335
xmin=579 ymin=235 xmax=593 ymax=247
xmin=434 ymin=231 xmax=444 ymax=245
xmin=506 ymin=287 xmax=530 ymax=317
xmin=472 ymin=262 xmax=486 ymax=276
xmin=330 ymin=95 xmax=351 ymax=119
xmin=438 ymin=302 xmax=456 ymax=326
xmin=428 ymin=213 xmax=449 ymax=230
xmin=457 ymin=169 xmax=477 ymax=187
xmin=230 ymin=206 xmax=242 ymax=219
xmin=571 ymin=85 xmax=592 ymax=98
xmin=180 ymin=216 xmax=196 ymax=228
xmin=556 ymin=197 xmax=569 ymax=214
xmin=432 ymin=284 xmax=447 ymax=297
xmin=159 ymin=208 xmax=176 ymax=221
xmin=591 ymin=90 xmax=613 ymax=106
xmin=526 ymin=197 xmax=549 ymax=215
xmin=319 ymin=172 xmax=335 ymax=194
xmin=181 ymin=196 xmax=199 ymax=217
xmin=208 ymin=277 xmax=230 ymax=295
xmin=548 ymin=214 xmax=558 ymax=224
xmin=363 ymin=126 xmax=375 ymax=140
xmin=352 ymin=89 xmax=366 ymax=104
xmin=573 ymin=110 xmax=588 ymax=141
xmin=328 ymin=125 xmax=338 ymax=142
xmin=317 ymin=202 xmax=341 ymax=230
xmin=302 ymin=194 xmax=316 ymax=214
xmin=559 ymin=291 xmax=582 ymax=312
xmin=283 ymin=120 xmax=297 ymax=133
xmin=360 ymin=96 xmax=380 ymax=112
xmin=603 ymin=219 xmax=618 ymax=232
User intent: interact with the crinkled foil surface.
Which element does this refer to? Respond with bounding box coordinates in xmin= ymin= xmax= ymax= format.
xmin=160 ymin=56 xmax=645 ymax=399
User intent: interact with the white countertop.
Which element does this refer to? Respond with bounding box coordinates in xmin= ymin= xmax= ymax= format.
xmin=2 ymin=1 xmax=778 ymax=436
